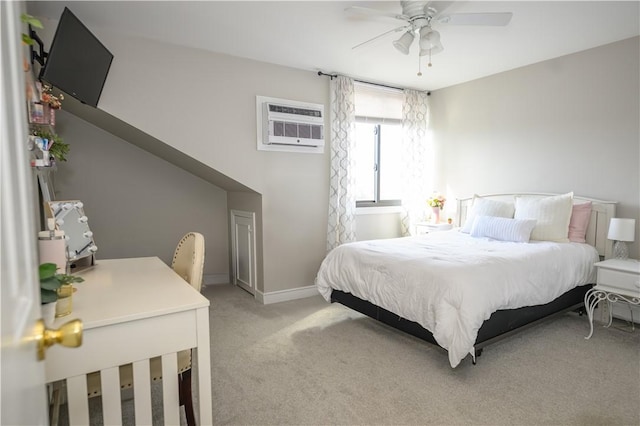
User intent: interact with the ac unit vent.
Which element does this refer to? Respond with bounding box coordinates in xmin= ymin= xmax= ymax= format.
xmin=268 ymin=104 xmax=322 ymax=118
xmin=270 ymin=121 xmax=323 ymax=141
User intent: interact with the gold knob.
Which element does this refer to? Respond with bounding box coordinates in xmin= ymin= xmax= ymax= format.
xmin=35 ymin=318 xmax=83 ymax=361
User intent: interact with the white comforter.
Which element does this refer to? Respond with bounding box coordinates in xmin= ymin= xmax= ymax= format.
xmin=315 ymin=230 xmax=599 ymax=367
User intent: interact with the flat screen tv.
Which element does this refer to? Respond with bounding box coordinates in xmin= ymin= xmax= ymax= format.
xmin=41 ymin=7 xmax=113 ymax=108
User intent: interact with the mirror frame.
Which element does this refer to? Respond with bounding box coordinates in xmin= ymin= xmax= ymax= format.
xmin=44 ymin=200 xmax=97 ymax=263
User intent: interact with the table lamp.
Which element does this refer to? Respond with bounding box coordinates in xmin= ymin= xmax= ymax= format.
xmin=607 ymin=218 xmax=636 ymax=260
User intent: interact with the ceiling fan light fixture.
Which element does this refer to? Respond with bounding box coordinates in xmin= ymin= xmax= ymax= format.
xmin=420 ymin=43 xmax=443 ymax=56
xmin=419 ymin=28 xmax=440 ymax=46
xmin=393 ymin=30 xmax=414 ymax=55
xmin=419 ymin=28 xmax=443 ymax=56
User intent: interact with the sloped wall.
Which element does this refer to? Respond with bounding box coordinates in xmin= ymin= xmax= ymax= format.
xmin=81 ymin=32 xmax=330 ymax=294
xmin=53 ymin=110 xmax=230 ymax=277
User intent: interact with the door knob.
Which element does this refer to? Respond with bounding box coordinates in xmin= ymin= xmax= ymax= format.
xmin=35 ymin=318 xmax=83 ymax=361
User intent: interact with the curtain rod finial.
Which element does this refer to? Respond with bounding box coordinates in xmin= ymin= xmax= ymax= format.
xmin=318 ymin=71 xmax=338 ymax=80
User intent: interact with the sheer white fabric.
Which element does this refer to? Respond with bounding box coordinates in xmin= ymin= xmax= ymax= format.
xmin=327 ymin=76 xmax=356 ymax=251
xmin=400 ymin=90 xmax=431 ymax=236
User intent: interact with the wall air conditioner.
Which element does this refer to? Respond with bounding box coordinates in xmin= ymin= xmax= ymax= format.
xmin=262 ymin=102 xmax=324 ymax=148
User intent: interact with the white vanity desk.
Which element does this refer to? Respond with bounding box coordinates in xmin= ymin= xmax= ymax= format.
xmin=45 ymin=257 xmax=212 ymax=425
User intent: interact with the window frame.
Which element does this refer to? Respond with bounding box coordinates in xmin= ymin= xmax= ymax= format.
xmin=355 ymin=119 xmax=402 ymax=208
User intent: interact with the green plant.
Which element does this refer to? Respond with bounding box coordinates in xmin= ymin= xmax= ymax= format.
xmin=21 ymin=13 xmax=43 ymax=45
xmin=39 ymin=263 xmax=84 ymax=304
xmin=31 ymin=127 xmax=70 ymax=161
xmin=49 ymin=138 xmax=70 ymax=162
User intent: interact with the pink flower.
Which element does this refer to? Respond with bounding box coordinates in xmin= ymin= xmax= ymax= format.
xmin=427 ymin=193 xmax=446 ymax=208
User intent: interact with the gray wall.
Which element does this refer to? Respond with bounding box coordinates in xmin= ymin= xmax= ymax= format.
xmin=356 ymin=212 xmax=402 ymax=241
xmin=63 ymin=30 xmax=330 ymax=294
xmin=53 ymin=110 xmax=230 ymax=277
xmin=430 ymin=37 xmax=640 ymax=258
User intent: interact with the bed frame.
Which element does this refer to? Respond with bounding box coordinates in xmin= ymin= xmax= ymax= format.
xmin=331 ymin=193 xmax=617 ymax=364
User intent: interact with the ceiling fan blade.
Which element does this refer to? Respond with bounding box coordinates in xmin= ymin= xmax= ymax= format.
xmin=425 ymin=1 xmax=455 ymax=17
xmin=345 ymin=6 xmax=409 ymax=22
xmin=439 ymin=12 xmax=513 ymax=26
xmin=352 ymin=25 xmax=409 ymax=50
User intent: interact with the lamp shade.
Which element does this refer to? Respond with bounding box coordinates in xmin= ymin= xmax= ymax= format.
xmin=419 ymin=42 xmax=443 ymax=56
xmin=419 ymin=29 xmax=443 ymax=56
xmin=607 ymin=218 xmax=636 ymax=242
xmin=393 ymin=31 xmax=414 ymax=55
xmin=420 ymin=28 xmax=440 ymax=47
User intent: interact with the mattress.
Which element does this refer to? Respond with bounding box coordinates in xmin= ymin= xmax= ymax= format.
xmin=315 ymin=230 xmax=599 ymax=367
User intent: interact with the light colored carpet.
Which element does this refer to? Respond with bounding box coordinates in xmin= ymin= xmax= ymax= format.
xmin=60 ymin=284 xmax=640 ymax=425
xmin=206 ymin=284 xmax=640 ymax=426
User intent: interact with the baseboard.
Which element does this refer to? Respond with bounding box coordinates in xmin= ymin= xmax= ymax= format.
xmin=612 ymin=303 xmax=640 ymax=324
xmin=203 ymin=273 xmax=230 ymax=286
xmin=256 ymin=285 xmax=319 ymax=305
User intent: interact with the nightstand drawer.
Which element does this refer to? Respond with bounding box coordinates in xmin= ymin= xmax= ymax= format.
xmin=597 ymin=268 xmax=640 ymax=297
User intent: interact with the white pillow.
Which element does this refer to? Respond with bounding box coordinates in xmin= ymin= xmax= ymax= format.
xmin=514 ymin=193 xmax=574 ymax=242
xmin=470 ymin=216 xmax=537 ymax=243
xmin=461 ymin=195 xmax=515 ymax=234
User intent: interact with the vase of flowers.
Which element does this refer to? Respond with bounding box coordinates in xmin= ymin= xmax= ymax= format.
xmin=427 ymin=192 xmax=446 ymax=224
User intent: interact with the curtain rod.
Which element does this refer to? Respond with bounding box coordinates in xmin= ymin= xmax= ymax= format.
xmin=317 ymin=71 xmax=430 ymax=96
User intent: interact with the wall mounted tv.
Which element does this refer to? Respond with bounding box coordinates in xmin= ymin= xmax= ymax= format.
xmin=41 ymin=7 xmax=113 ymax=108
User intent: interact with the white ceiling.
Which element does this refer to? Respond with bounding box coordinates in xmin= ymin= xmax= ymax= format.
xmin=27 ymin=1 xmax=640 ymax=91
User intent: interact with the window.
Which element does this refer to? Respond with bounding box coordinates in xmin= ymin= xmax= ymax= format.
xmin=354 ymin=122 xmax=403 ymax=207
xmin=354 ymin=83 xmax=404 ymax=208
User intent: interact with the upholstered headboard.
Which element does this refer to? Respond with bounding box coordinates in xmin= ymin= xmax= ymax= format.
xmin=456 ymin=193 xmax=617 ymax=259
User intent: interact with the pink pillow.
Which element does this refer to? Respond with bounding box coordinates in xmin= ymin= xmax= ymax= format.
xmin=568 ymin=202 xmax=592 ymax=243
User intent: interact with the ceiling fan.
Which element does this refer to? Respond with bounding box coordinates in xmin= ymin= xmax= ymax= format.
xmin=347 ymin=1 xmax=512 ymax=72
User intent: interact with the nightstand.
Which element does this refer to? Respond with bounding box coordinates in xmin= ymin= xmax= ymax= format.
xmin=584 ymin=259 xmax=640 ymax=339
xmin=415 ymin=222 xmax=453 ymax=235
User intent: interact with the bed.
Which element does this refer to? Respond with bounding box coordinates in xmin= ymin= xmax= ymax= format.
xmin=316 ymin=193 xmax=616 ymax=367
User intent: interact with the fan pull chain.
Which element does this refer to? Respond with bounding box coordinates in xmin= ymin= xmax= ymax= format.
xmin=418 ymin=50 xmax=434 ymax=76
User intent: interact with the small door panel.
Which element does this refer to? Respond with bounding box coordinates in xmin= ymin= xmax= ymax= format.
xmin=231 ymin=210 xmax=256 ymax=295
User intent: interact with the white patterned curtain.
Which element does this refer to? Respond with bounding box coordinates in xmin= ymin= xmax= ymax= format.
xmin=400 ymin=90 xmax=431 ymax=236
xmin=327 ymin=76 xmax=356 ymax=251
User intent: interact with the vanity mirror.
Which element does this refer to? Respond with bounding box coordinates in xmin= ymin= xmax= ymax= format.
xmin=44 ymin=200 xmax=98 ymax=264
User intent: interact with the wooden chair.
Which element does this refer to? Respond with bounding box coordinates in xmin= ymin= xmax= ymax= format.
xmin=86 ymin=232 xmax=205 ymax=425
